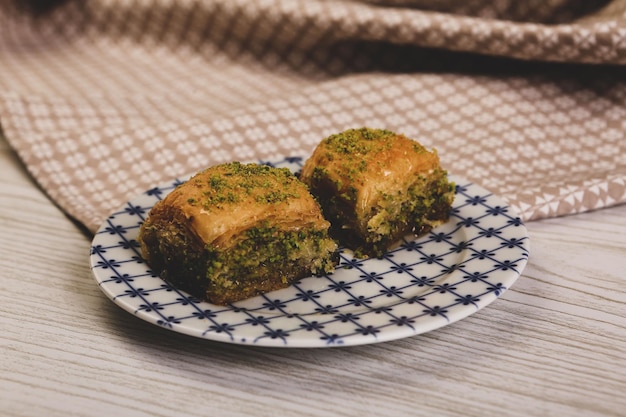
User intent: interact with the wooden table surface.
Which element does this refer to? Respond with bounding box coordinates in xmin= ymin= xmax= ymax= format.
xmin=1 ymin=132 xmax=625 ymax=417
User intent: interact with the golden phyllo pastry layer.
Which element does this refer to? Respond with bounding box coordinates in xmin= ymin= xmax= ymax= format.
xmin=300 ymin=128 xmax=455 ymax=258
xmin=139 ymin=162 xmax=338 ymax=305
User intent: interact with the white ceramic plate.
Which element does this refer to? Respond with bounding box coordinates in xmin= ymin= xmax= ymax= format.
xmin=91 ymin=156 xmax=529 ymax=347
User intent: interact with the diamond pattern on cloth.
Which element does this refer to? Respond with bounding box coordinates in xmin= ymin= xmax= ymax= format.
xmin=1 ymin=0 xmax=626 ymax=233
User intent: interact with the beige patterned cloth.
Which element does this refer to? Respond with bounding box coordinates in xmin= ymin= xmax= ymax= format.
xmin=1 ymin=0 xmax=626 ymax=233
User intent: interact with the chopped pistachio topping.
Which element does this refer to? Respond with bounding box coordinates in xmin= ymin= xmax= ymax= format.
xmin=188 ymin=162 xmax=304 ymax=210
xmin=315 ymin=128 xmax=430 ymax=184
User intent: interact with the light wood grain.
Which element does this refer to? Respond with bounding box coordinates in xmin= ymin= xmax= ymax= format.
xmin=1 ymin=134 xmax=625 ymax=417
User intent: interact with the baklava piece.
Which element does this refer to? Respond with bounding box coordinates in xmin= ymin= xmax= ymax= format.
xmin=300 ymin=128 xmax=455 ymax=258
xmin=139 ymin=162 xmax=338 ymax=305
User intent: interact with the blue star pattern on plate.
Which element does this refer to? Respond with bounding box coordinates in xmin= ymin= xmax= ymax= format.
xmin=90 ymin=157 xmax=529 ymax=347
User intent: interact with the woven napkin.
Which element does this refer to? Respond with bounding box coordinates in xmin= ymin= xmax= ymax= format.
xmin=1 ymin=0 xmax=625 ymax=233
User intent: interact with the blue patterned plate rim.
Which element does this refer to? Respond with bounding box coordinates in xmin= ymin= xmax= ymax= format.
xmin=90 ymin=156 xmax=529 ymax=348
